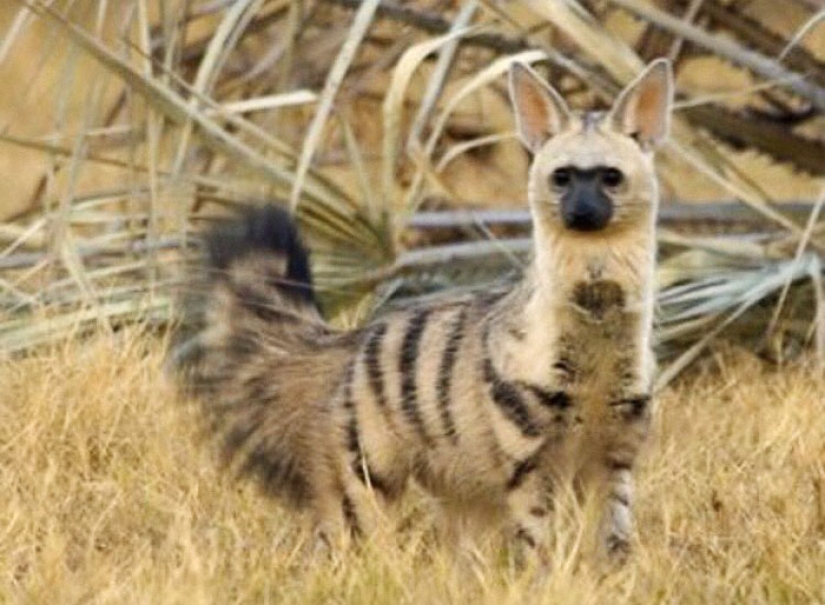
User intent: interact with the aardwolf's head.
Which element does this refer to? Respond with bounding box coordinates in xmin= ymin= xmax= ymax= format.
xmin=508 ymin=60 xmax=673 ymax=237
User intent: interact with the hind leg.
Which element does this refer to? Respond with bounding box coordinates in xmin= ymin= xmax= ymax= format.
xmin=310 ymin=459 xmax=384 ymax=553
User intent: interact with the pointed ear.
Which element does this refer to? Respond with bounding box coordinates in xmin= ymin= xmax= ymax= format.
xmin=508 ymin=63 xmax=571 ymax=154
xmin=609 ymin=58 xmax=673 ymax=150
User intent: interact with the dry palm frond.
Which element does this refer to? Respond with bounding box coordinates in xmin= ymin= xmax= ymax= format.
xmin=0 ymin=0 xmax=822 ymax=382
xmin=602 ymin=0 xmax=825 ymax=110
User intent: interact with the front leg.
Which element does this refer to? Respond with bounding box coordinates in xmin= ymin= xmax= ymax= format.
xmin=598 ymin=461 xmax=635 ymax=562
xmin=598 ymin=392 xmax=651 ymax=562
xmin=505 ymin=458 xmax=552 ymax=568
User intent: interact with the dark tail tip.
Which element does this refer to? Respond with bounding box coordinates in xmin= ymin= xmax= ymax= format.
xmin=205 ymin=205 xmax=315 ymax=306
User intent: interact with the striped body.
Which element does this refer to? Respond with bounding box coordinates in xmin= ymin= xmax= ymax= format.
xmin=172 ymin=59 xmax=673 ymax=563
xmin=175 ymin=221 xmax=654 ymax=560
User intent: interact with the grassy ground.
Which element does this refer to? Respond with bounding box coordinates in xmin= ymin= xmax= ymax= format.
xmin=2 ymin=330 xmax=824 ymax=604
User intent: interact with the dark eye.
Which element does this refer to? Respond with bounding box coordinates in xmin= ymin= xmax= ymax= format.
xmin=551 ymin=167 xmax=572 ymax=189
xmin=602 ymin=167 xmax=624 ymax=188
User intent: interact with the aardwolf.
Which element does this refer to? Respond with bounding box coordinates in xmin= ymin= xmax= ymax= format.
xmin=172 ymin=59 xmax=673 ymax=563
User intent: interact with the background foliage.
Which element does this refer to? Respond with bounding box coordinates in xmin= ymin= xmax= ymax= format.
xmin=0 ymin=0 xmax=823 ymax=374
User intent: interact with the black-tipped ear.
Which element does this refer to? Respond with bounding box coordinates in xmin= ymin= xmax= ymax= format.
xmin=610 ymin=58 xmax=673 ymax=150
xmin=508 ymin=63 xmax=571 ymax=154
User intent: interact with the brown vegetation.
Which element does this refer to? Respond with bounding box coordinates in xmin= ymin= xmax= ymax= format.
xmin=0 ymin=0 xmax=823 ymax=372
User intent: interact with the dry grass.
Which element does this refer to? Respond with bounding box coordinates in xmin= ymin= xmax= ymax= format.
xmin=2 ymin=329 xmax=824 ymax=604
xmin=1 ymin=1 xmax=823 ymax=359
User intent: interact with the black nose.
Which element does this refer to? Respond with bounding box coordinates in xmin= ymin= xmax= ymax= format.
xmin=560 ymin=173 xmax=613 ymax=232
xmin=562 ymin=196 xmax=613 ymax=231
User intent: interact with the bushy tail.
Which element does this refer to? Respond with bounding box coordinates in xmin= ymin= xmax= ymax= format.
xmin=171 ymin=204 xmax=320 ymax=366
xmin=204 ymin=204 xmax=317 ymax=310
xmin=170 ymin=205 xmax=349 ymax=506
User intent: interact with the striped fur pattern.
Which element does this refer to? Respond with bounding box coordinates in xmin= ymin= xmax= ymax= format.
xmin=171 ymin=59 xmax=673 ymax=563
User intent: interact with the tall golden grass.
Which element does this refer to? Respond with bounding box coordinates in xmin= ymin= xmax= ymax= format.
xmin=2 ymin=329 xmax=824 ymax=604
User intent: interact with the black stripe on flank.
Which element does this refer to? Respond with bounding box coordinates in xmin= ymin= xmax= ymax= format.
xmin=521 ymin=384 xmax=572 ymax=410
xmin=353 ymin=463 xmax=391 ymax=495
xmin=340 ymin=360 xmax=365 ymax=478
xmin=399 ymin=310 xmax=434 ymax=445
xmin=507 ymin=456 xmax=538 ymax=491
xmin=341 ymin=494 xmax=361 ymax=536
xmin=346 ymin=416 xmax=360 ymax=464
xmin=436 ymin=306 xmax=468 ymax=444
xmin=344 ymin=352 xmax=391 ymax=496
xmin=482 ymin=358 xmax=540 ymax=438
xmin=363 ymin=323 xmax=389 ymax=410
